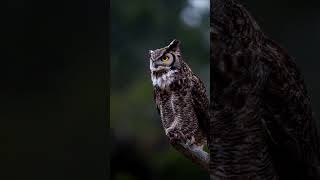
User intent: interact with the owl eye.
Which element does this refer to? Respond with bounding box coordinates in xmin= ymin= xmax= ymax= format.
xmin=161 ymin=55 xmax=169 ymax=62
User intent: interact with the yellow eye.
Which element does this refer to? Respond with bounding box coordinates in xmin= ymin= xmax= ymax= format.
xmin=161 ymin=56 xmax=169 ymax=62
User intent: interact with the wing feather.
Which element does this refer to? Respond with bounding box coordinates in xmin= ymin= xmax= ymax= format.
xmin=191 ymin=74 xmax=210 ymax=137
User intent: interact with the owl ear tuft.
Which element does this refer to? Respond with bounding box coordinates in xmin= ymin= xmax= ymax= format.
xmin=149 ymin=50 xmax=154 ymax=56
xmin=167 ymin=39 xmax=181 ymax=52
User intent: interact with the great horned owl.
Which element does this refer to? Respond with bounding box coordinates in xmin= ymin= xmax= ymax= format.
xmin=149 ymin=39 xmax=209 ymax=150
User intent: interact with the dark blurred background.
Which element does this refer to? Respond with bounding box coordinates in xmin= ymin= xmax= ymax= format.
xmin=110 ymin=0 xmax=209 ymax=180
xmin=111 ymin=0 xmax=320 ymax=180
xmin=2 ymin=0 xmax=107 ymax=179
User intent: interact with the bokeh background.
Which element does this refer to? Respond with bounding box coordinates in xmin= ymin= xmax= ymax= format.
xmin=111 ymin=0 xmax=320 ymax=180
xmin=110 ymin=0 xmax=209 ymax=180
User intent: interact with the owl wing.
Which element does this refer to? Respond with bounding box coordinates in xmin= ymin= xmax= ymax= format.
xmin=259 ymin=44 xmax=320 ymax=173
xmin=252 ymin=52 xmax=320 ymax=177
xmin=191 ymin=74 xmax=210 ymax=136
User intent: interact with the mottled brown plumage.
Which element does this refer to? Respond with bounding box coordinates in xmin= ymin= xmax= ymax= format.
xmin=211 ymin=0 xmax=320 ymax=179
xmin=149 ymin=39 xmax=209 ymax=150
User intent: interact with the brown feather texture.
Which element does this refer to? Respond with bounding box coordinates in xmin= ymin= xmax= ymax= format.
xmin=149 ymin=39 xmax=210 ymax=170
xmin=211 ymin=0 xmax=320 ymax=179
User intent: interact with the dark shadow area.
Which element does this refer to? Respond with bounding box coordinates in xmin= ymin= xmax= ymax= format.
xmin=1 ymin=0 xmax=108 ymax=179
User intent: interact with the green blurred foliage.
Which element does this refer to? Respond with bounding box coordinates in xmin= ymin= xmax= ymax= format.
xmin=111 ymin=0 xmax=209 ymax=179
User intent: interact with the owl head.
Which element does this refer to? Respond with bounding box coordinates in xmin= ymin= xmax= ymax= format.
xmin=149 ymin=39 xmax=183 ymax=72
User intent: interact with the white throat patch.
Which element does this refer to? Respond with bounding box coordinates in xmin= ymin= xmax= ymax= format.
xmin=151 ymin=70 xmax=178 ymax=89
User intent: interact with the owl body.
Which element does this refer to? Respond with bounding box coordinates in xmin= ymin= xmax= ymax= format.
xmin=149 ymin=40 xmax=209 ymax=148
xmin=211 ymin=0 xmax=320 ymax=179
